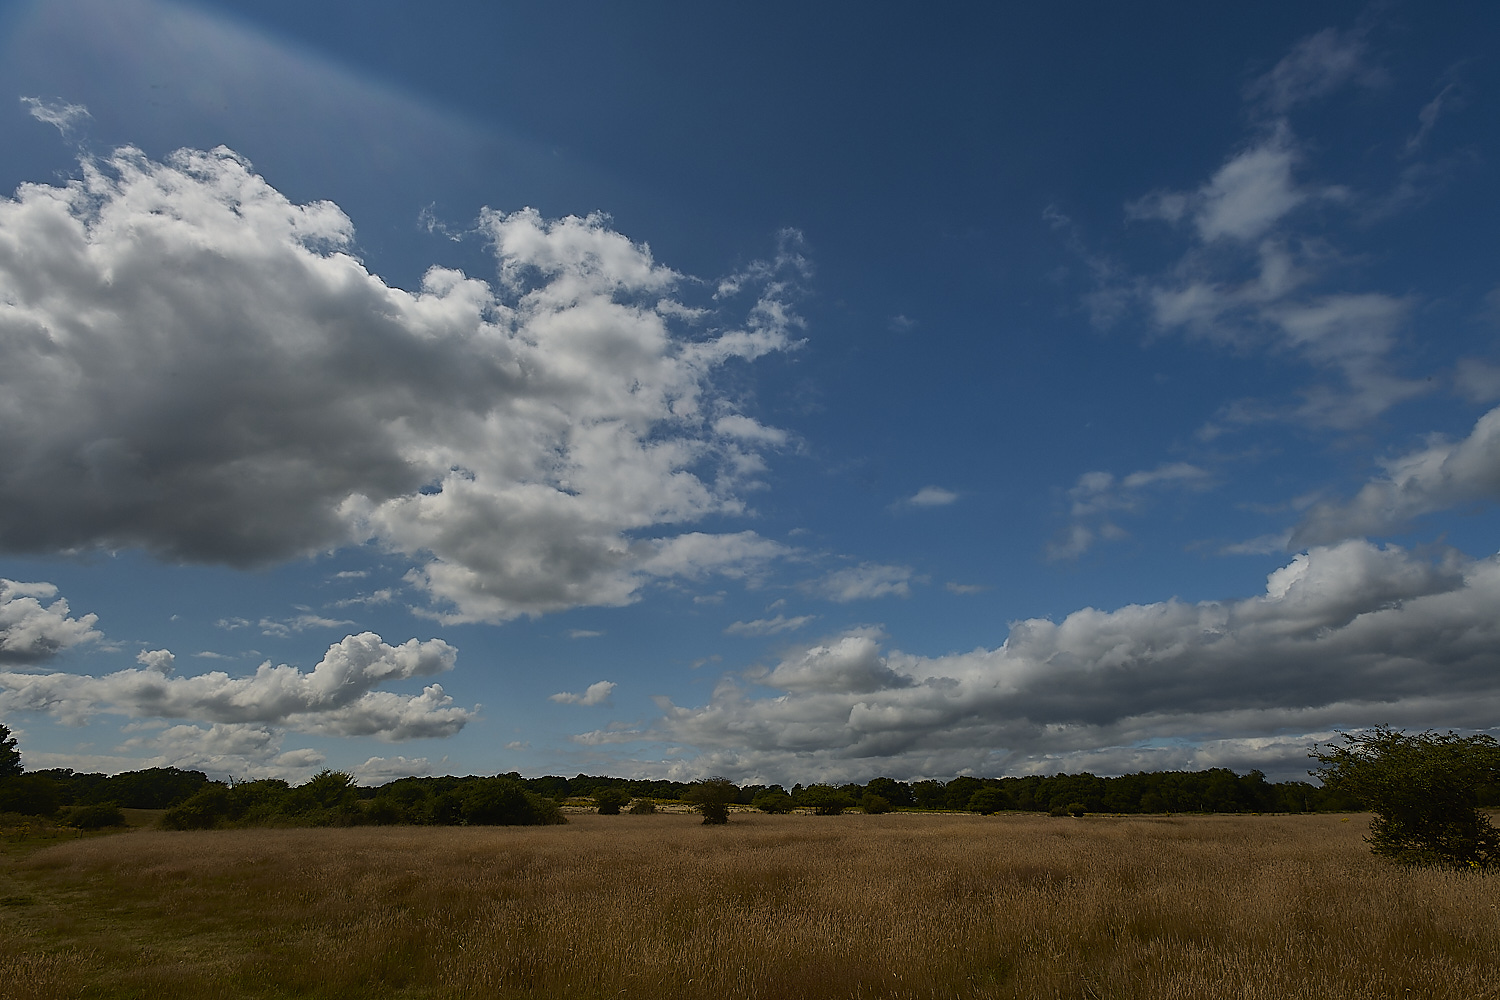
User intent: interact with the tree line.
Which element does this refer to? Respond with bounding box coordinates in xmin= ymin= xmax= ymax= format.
xmin=3 ymin=756 xmax=1368 ymax=829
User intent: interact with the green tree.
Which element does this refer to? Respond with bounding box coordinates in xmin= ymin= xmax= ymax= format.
xmin=593 ymin=787 xmax=631 ymax=814
xmin=1313 ymin=727 xmax=1500 ymax=868
xmin=966 ymin=787 xmax=1011 ymax=815
xmin=751 ymin=788 xmax=795 ymax=814
xmin=0 ymin=723 xmax=20 ymax=778
xmin=798 ymin=784 xmax=855 ymax=816
xmin=686 ymin=777 xmax=737 ymax=825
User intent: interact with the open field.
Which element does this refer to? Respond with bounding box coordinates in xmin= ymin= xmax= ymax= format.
xmin=2 ymin=812 xmax=1498 ymax=999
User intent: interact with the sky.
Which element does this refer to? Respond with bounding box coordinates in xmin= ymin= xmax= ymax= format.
xmin=1 ymin=0 xmax=1499 ymax=786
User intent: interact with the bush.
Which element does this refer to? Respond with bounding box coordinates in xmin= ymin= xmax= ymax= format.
xmin=628 ymin=799 xmax=657 ymax=815
xmin=594 ymin=787 xmax=631 ymax=815
xmin=966 ymin=787 xmax=1011 ymax=814
xmin=162 ymin=784 xmax=232 ymax=830
xmin=860 ymin=793 xmax=893 ymax=814
xmin=799 ymin=784 xmax=855 ymax=816
xmin=752 ymin=789 xmax=795 ymax=814
xmin=1314 ymin=727 xmax=1500 ymax=868
xmin=686 ymin=777 xmax=736 ymax=825
xmin=462 ymin=777 xmax=566 ymax=826
xmin=67 ymin=803 xmax=126 ymax=829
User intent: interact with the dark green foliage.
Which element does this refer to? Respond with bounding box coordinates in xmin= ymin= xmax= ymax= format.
xmin=865 ymin=776 xmax=914 ymax=808
xmin=686 ymin=777 xmax=737 ymax=824
xmin=0 ymin=723 xmax=20 ymax=778
xmin=462 ymin=777 xmax=566 ymax=826
xmin=627 ymin=798 xmax=657 ymax=815
xmin=593 ymin=787 xmax=631 ymax=815
xmin=0 ymin=774 xmax=61 ymax=816
xmin=798 ymin=784 xmax=856 ymax=816
xmin=66 ymin=803 xmax=126 ymax=829
xmin=944 ymin=776 xmax=984 ymax=811
xmin=860 ymin=793 xmax=892 ymax=814
xmin=1313 ymin=727 xmax=1500 ymax=868
xmin=751 ymin=788 xmax=795 ymax=814
xmin=162 ymin=784 xmax=233 ymax=829
xmin=966 ymin=787 xmax=1011 ymax=814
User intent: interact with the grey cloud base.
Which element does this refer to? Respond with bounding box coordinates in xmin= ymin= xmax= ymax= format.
xmin=597 ymin=541 xmax=1500 ymax=783
xmin=0 ymin=632 xmax=470 ymax=779
xmin=0 ymin=145 xmax=798 ymax=622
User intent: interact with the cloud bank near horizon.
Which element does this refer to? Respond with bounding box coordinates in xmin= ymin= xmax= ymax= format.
xmin=583 ymin=540 xmax=1500 ymax=783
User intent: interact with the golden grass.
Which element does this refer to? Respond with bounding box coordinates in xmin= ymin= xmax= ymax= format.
xmin=2 ymin=812 xmax=1499 ymax=999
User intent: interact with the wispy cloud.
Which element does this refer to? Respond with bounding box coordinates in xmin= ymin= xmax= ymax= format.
xmin=893 ymin=486 xmax=959 ymax=510
xmin=805 ymin=563 xmax=915 ymax=602
xmin=20 ymin=96 xmax=91 ymax=135
xmin=725 ymin=614 xmax=817 ymax=636
xmin=550 ymin=680 xmax=616 ymax=706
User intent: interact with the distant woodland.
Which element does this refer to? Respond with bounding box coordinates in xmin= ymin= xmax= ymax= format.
xmin=0 ymin=762 xmax=1407 ymax=829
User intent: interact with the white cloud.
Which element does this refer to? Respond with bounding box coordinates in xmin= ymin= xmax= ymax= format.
xmin=1294 ymin=404 xmax=1500 ymax=545
xmin=806 ymin=563 xmax=914 ymax=602
xmin=628 ymin=540 xmax=1497 ymax=781
xmin=1244 ymin=26 xmax=1378 ymax=115
xmin=945 ymin=582 xmax=988 ymax=595
xmin=567 ymin=629 xmax=604 ymax=639
xmin=20 ymin=96 xmax=91 ymax=135
xmin=550 ymin=680 xmax=616 ymax=706
xmin=0 ymin=579 xmax=102 ymax=663
xmin=350 ymin=755 xmax=433 ymax=784
xmin=88 ymin=720 xmax=326 ymax=781
xmin=258 ymin=614 xmax=355 ymax=638
xmin=1405 ymin=83 xmax=1458 ymax=155
xmin=333 ymin=589 xmax=396 ymax=608
xmin=1456 ymin=359 xmax=1500 ymax=404
xmin=0 ymin=631 xmax=470 ymax=740
xmin=895 ymin=486 xmax=959 ymax=509
xmin=1101 ymin=27 xmax=1432 ymax=430
xmin=724 ymin=614 xmax=816 ymax=636
xmin=1051 ymin=463 xmax=1211 ymax=559
xmin=0 ymin=145 xmax=801 ymax=623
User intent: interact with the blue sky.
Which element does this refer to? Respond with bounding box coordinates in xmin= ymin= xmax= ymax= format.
xmin=2 ymin=0 xmax=1499 ymax=784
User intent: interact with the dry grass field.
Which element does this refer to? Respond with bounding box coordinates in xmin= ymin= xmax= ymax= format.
xmin=2 ymin=812 xmax=1498 ymax=999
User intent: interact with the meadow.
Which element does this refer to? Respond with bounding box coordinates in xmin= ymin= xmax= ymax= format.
xmin=2 ymin=812 xmax=1498 ymax=999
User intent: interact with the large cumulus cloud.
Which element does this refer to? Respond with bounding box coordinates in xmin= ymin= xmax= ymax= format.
xmin=0 ymin=144 xmax=798 ymax=621
xmin=0 ymin=579 xmax=102 ymax=662
xmin=1294 ymin=404 xmax=1500 ymax=545
xmin=599 ymin=540 xmax=1500 ymax=782
xmin=0 ymin=631 xmax=469 ymax=740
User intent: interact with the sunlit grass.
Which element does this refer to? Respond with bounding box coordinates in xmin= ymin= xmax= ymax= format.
xmin=2 ymin=812 xmax=1498 ymax=999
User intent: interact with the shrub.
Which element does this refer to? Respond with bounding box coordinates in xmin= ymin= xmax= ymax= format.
xmin=462 ymin=777 xmax=566 ymax=826
xmin=966 ymin=787 xmax=1011 ymax=815
xmin=594 ymin=787 xmax=631 ymax=815
xmin=752 ymin=789 xmax=795 ymax=814
xmin=799 ymin=784 xmax=856 ymax=816
xmin=162 ymin=785 xmax=232 ymax=830
xmin=686 ymin=777 xmax=736 ymax=825
xmin=67 ymin=803 xmax=126 ymax=829
xmin=1313 ymin=727 xmax=1500 ymax=868
xmin=860 ymin=793 xmax=893 ymax=814
xmin=628 ymin=799 xmax=657 ymax=815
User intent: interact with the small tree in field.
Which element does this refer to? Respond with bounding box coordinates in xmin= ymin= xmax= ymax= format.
xmin=1312 ymin=727 xmax=1500 ymax=868
xmin=593 ymin=787 xmax=630 ymax=815
xmin=686 ymin=777 xmax=736 ymax=825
